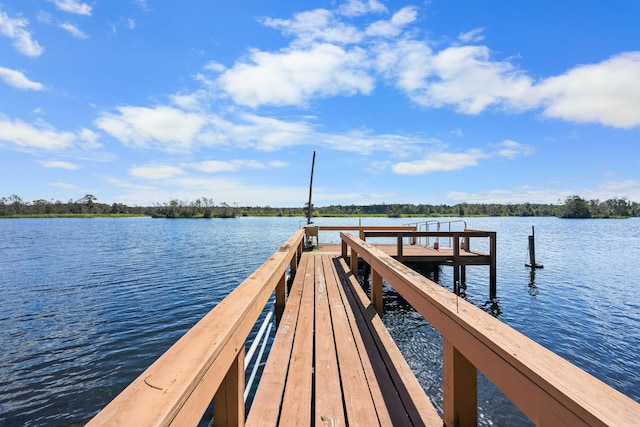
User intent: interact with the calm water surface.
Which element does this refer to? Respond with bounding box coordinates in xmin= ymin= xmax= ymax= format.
xmin=0 ymin=216 xmax=638 ymax=426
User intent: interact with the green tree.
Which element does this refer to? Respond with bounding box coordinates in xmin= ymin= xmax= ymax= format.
xmin=560 ymin=195 xmax=591 ymax=218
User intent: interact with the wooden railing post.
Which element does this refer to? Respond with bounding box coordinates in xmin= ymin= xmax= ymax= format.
xmin=290 ymin=251 xmax=297 ymax=276
xmin=443 ymin=338 xmax=477 ymax=427
xmin=453 ymin=234 xmax=460 ymax=295
xmin=213 ymin=346 xmax=245 ymax=427
xmin=489 ymin=232 xmax=497 ymax=300
xmin=350 ymin=247 xmax=358 ymax=275
xmin=371 ymin=268 xmax=383 ymax=316
xmin=396 ymin=235 xmax=404 ymax=263
xmin=275 ymin=273 xmax=286 ymax=327
xmin=342 ymin=240 xmax=347 ymax=259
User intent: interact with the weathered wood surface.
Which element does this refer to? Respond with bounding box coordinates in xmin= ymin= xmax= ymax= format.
xmin=246 ymin=252 xmax=441 ymax=426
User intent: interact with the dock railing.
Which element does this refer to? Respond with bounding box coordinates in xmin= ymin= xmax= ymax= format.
xmin=87 ymin=229 xmax=305 ymax=427
xmin=340 ymin=231 xmax=640 ymax=426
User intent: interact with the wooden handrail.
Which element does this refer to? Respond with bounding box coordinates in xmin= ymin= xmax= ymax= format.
xmin=341 ymin=232 xmax=640 ymax=426
xmin=88 ymin=229 xmax=305 ymax=427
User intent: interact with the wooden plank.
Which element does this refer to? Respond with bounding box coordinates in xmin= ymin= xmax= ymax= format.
xmin=323 ymin=255 xmax=381 ymax=426
xmin=277 ymin=254 xmax=315 ymax=426
xmin=331 ymin=256 xmax=401 ymax=426
xmin=371 ymin=268 xmax=383 ymax=317
xmin=335 ymin=256 xmax=441 ymax=426
xmin=245 ymin=254 xmax=310 ymax=427
xmin=275 ymin=273 xmax=286 ymax=326
xmin=314 ymin=255 xmax=346 ymax=425
xmin=213 ymin=347 xmax=245 ymax=427
xmin=443 ymin=338 xmax=477 ymax=427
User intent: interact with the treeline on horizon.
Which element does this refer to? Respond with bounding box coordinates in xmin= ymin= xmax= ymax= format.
xmin=1 ymin=194 xmax=638 ymax=219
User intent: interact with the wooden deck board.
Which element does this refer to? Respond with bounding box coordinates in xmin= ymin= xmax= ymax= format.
xmin=245 ymin=255 xmax=310 ymax=427
xmin=314 ymin=255 xmax=345 ymax=425
xmin=335 ymin=256 xmax=442 ymax=426
xmin=277 ymin=255 xmax=315 ymax=426
xmin=322 ymin=254 xmax=382 ymax=426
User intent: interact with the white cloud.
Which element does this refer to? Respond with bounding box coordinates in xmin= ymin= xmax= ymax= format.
xmin=203 ymin=61 xmax=226 ymax=73
xmin=129 ymin=164 xmax=186 ymax=180
xmin=446 ymin=186 xmax=566 ymax=204
xmin=106 ymin=177 xmax=156 ymax=191
xmin=0 ymin=118 xmax=97 ymax=151
xmin=109 ymin=17 xmax=135 ymax=34
xmin=365 ymin=6 xmax=418 ymax=37
xmin=0 ymin=10 xmax=44 ymax=57
xmin=458 ymin=28 xmax=485 ymax=43
xmin=263 ymin=9 xmax=363 ymax=45
xmin=59 ymin=22 xmax=89 ymax=39
xmin=52 ymin=0 xmax=92 ymax=16
xmin=338 ymin=0 xmax=388 ymax=17
xmin=186 ymin=159 xmax=288 ymax=173
xmin=219 ymin=43 xmax=373 ymax=107
xmin=0 ymin=67 xmax=44 ymax=90
xmin=392 ymin=149 xmax=488 ymax=175
xmin=420 ymin=45 xmax=533 ymax=114
xmin=38 ymin=160 xmax=81 ymax=169
xmin=373 ymin=39 xmax=433 ymax=93
xmin=534 ymin=52 xmax=640 ymax=129
xmin=95 ymin=106 xmax=208 ymax=151
xmin=493 ymin=139 xmax=535 ymax=159
xmin=446 ymin=180 xmax=640 ymax=205
xmin=49 ymin=182 xmax=77 ymax=189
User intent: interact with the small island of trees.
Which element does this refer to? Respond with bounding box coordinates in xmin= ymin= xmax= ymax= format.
xmin=1 ymin=194 xmax=638 ymax=219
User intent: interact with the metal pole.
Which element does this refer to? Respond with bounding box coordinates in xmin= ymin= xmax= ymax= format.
xmin=307 ymin=151 xmax=316 ymax=225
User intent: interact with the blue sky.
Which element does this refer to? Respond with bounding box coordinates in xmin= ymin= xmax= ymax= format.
xmin=1 ymin=0 xmax=639 ymax=207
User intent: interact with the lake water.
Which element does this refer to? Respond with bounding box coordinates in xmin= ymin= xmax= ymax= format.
xmin=0 ymin=216 xmax=638 ymax=426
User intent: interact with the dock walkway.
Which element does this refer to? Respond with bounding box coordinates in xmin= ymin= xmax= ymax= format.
xmin=246 ymin=251 xmax=440 ymax=426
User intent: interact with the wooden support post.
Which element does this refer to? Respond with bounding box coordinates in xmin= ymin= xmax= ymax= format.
xmin=461 ymin=265 xmax=466 ymax=289
xmin=213 ymin=346 xmax=245 ymax=427
xmin=489 ymin=232 xmax=497 ymax=300
xmin=275 ymin=273 xmax=286 ymax=327
xmin=453 ymin=234 xmax=460 ymax=295
xmin=443 ymin=338 xmax=477 ymax=427
xmin=453 ymin=265 xmax=460 ymax=295
xmin=290 ymin=252 xmax=297 ymax=276
xmin=350 ymin=247 xmax=358 ymax=276
xmin=396 ymin=235 xmax=404 ymax=263
xmin=371 ymin=268 xmax=383 ymax=317
xmin=342 ymin=240 xmax=347 ymax=259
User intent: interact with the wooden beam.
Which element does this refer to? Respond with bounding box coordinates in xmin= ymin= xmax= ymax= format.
xmin=275 ymin=273 xmax=286 ymax=327
xmin=443 ymin=338 xmax=477 ymax=427
xmin=350 ymin=247 xmax=358 ymax=276
xmin=314 ymin=256 xmax=345 ymax=425
xmin=371 ymin=268 xmax=383 ymax=317
xmin=213 ymin=347 xmax=245 ymax=427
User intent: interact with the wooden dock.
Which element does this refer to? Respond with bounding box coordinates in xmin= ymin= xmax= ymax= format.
xmin=88 ymin=226 xmax=640 ymax=427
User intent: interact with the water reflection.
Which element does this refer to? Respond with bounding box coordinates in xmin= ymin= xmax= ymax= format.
xmin=481 ymin=298 xmax=503 ymax=317
xmin=528 ymin=269 xmax=539 ymax=296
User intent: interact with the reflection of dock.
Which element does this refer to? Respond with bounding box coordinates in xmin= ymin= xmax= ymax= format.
xmin=89 ymin=225 xmax=640 ymax=427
